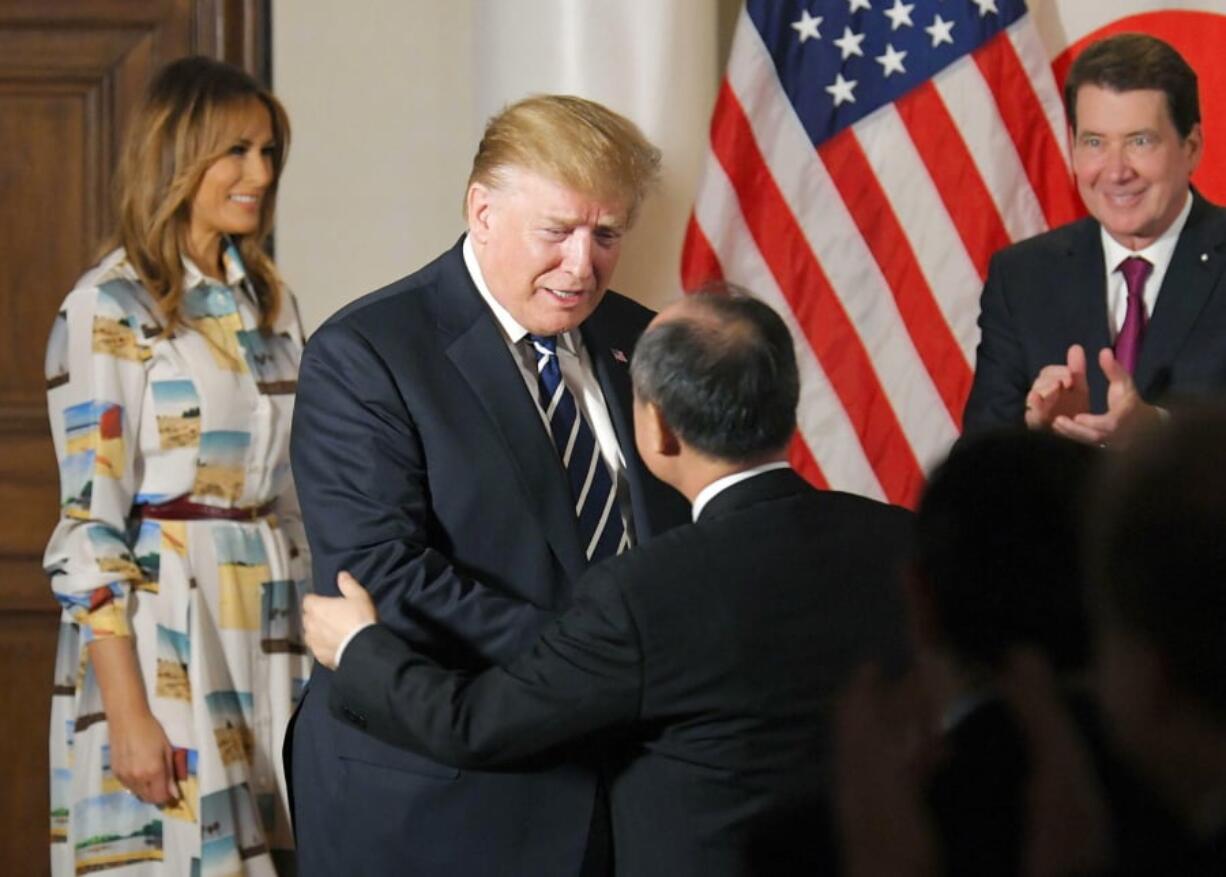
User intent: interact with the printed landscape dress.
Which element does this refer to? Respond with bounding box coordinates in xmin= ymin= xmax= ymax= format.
xmin=44 ymin=245 xmax=311 ymax=875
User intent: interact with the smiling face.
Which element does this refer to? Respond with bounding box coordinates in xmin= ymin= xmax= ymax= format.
xmin=467 ymin=166 xmax=629 ymax=336
xmin=188 ymin=98 xmax=277 ymax=270
xmin=1071 ymin=84 xmax=1203 ymax=251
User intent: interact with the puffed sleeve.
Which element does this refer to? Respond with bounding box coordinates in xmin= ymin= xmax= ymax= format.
xmin=270 ymin=288 xmax=306 ymax=523
xmin=43 ymin=276 xmax=154 ymax=642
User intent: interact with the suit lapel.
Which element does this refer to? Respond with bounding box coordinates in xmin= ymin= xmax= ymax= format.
xmin=581 ymin=317 xmax=634 ymax=434
xmin=1135 ymin=195 xmax=1226 ymax=396
xmin=1060 ymin=223 xmax=1113 ymax=410
xmin=580 ymin=307 xmax=684 ymax=543
xmin=580 ymin=312 xmax=634 ymax=473
xmin=439 ymin=246 xmax=587 ymax=581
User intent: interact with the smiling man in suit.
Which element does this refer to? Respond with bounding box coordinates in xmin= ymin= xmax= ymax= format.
xmin=963 ymin=33 xmax=1226 ymax=443
xmin=302 ymin=291 xmax=914 ymax=876
xmin=287 ymin=95 xmax=689 ymax=876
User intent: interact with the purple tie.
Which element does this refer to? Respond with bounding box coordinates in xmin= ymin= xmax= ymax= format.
xmin=1115 ymin=256 xmax=1152 ymax=375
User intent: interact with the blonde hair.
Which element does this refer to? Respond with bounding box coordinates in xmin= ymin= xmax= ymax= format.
xmin=466 ymin=94 xmax=661 ymax=224
xmin=110 ymin=56 xmax=290 ymax=332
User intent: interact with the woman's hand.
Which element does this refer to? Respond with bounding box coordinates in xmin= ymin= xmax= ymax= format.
xmin=87 ymin=636 xmax=179 ymax=805
xmin=108 ymin=709 xmax=179 ymax=804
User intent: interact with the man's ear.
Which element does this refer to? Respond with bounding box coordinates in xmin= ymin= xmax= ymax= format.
xmin=657 ymin=404 xmax=686 ymax=458
xmin=650 ymin=403 xmax=682 ymax=457
xmin=466 ymin=183 xmax=493 ymax=243
xmin=1184 ymin=122 xmax=1205 ymax=173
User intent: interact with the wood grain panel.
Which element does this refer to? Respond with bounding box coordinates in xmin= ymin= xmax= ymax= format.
xmin=0 ymin=424 xmax=59 ymax=580
xmin=0 ymin=561 xmax=55 ymax=613
xmin=0 ymin=82 xmax=92 ymax=405
xmin=0 ymin=611 xmax=59 ymax=869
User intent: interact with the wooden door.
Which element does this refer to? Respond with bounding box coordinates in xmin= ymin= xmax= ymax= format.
xmin=0 ymin=1 xmax=268 ymax=868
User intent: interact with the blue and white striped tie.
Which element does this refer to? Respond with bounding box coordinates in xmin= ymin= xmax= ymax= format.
xmin=527 ymin=334 xmax=628 ymax=563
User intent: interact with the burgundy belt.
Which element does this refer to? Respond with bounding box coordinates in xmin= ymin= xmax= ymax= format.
xmin=133 ymin=497 xmax=275 ymax=521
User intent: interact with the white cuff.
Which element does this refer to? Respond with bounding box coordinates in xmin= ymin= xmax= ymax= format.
xmin=334 ymin=622 xmax=377 ymax=668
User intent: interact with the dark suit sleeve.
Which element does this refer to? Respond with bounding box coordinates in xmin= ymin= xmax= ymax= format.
xmin=292 ymin=320 xmax=552 ymax=665
xmin=327 ymin=567 xmax=642 ymax=768
xmin=963 ymin=252 xmax=1030 ymax=433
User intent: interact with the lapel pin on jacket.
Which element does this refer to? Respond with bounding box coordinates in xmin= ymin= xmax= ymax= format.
xmin=612 ymin=348 xmax=628 ymax=364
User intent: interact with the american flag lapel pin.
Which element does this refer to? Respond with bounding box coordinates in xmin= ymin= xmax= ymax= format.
xmin=611 ymin=348 xmax=628 ymax=364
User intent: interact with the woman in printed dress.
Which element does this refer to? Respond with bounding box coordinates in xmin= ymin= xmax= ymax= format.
xmin=44 ymin=56 xmax=310 ymax=875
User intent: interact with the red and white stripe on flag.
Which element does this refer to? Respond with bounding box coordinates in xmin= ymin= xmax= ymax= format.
xmin=682 ymin=0 xmax=1225 ymax=508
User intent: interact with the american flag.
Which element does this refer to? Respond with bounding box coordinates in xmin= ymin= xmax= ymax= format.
xmin=682 ymin=0 xmax=1082 ymax=507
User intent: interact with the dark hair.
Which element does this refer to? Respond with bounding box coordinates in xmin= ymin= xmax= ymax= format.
xmin=630 ymin=289 xmax=799 ymax=463
xmin=914 ymin=430 xmax=1098 ymax=673
xmin=1087 ymin=406 xmax=1226 ymax=720
xmin=1064 ymin=33 xmax=1200 ymax=139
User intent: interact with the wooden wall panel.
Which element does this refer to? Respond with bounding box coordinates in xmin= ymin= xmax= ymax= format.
xmin=0 ymin=612 xmax=60 ymax=863
xmin=0 ymin=2 xmax=268 ymax=869
xmin=0 ymin=82 xmax=94 ymax=409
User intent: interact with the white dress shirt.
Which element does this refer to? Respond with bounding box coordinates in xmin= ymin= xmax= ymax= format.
xmin=1100 ymin=191 xmax=1193 ymax=339
xmin=462 ymin=236 xmax=629 ymax=487
xmin=691 ymin=461 xmax=792 ymax=522
xmin=335 ymin=239 xmax=638 ymax=670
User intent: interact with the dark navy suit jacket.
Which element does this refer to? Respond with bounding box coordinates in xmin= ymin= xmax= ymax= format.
xmin=288 ymin=237 xmax=688 ymax=876
xmin=963 ymin=193 xmax=1226 ymax=432
xmin=328 ymin=470 xmax=913 ymax=876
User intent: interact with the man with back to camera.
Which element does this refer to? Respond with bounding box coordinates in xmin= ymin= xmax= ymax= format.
xmin=1081 ymin=405 xmax=1226 ymax=873
xmin=962 ymin=33 xmax=1226 ymax=443
xmin=902 ymin=411 xmax=1226 ymax=874
xmin=903 ymin=429 xmax=1178 ymax=876
xmin=301 ymin=291 xmax=915 ymax=876
xmin=287 ymin=94 xmax=690 ymax=876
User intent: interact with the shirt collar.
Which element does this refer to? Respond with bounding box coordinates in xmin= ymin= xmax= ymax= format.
xmin=182 ymin=235 xmax=249 ymax=289
xmin=691 ymin=461 xmax=792 ymax=522
xmin=1100 ymin=189 xmax=1193 ymax=272
xmin=463 ymin=235 xmax=580 ymax=355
